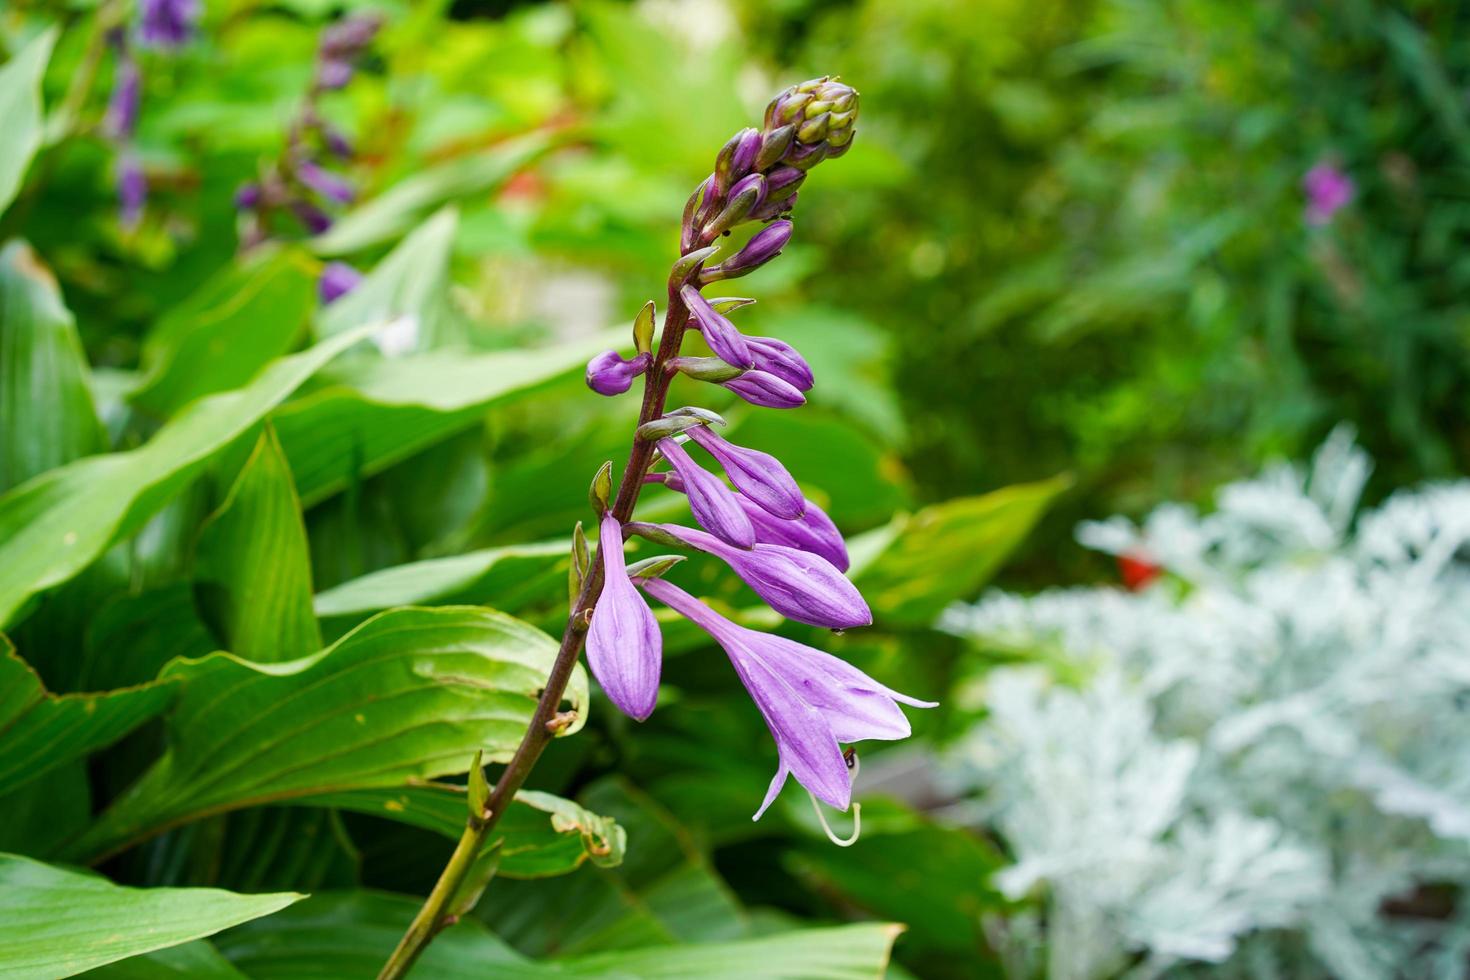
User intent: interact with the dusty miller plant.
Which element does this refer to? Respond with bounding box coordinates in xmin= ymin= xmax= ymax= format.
xmin=942 ymin=429 xmax=1470 ymax=979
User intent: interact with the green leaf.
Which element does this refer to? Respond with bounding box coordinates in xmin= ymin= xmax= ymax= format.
xmin=0 ymin=323 xmax=372 ymax=628
xmin=276 ymin=330 xmax=622 ymax=506
xmin=312 ymin=133 xmax=554 ymax=255
xmin=130 ymin=249 xmax=318 ymax=419
xmin=0 ymin=853 xmax=299 ymax=980
xmin=0 ymin=241 xmax=104 ymax=492
xmin=0 ymin=28 xmax=57 ymax=216
xmin=194 ymin=425 xmax=321 ymax=662
xmin=65 ymin=606 xmax=585 ymax=863
xmin=850 ymin=475 xmax=1071 ymax=626
xmin=554 ymin=923 xmax=905 ymax=979
xmin=0 ymin=637 xmax=173 ymax=799
xmin=296 ymin=785 xmax=624 ymax=879
xmin=77 ymin=941 xmax=247 ymax=980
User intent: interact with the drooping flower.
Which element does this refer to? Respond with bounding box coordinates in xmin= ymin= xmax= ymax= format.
xmin=1304 ymin=162 xmax=1353 ymax=226
xmin=586 ymin=350 xmax=651 ymax=396
xmin=682 ymin=285 xmax=753 ymax=368
xmin=585 ymin=513 xmax=662 ymax=721
xmin=640 ymin=578 xmax=934 ymax=818
xmin=657 ymin=438 xmax=755 ymax=548
xmin=319 ymin=262 xmax=362 ymax=304
xmin=746 ymin=335 xmax=813 ymax=391
xmin=737 ymin=495 xmax=849 ymax=571
xmin=723 ymin=370 xmax=806 ymax=409
xmin=636 ymin=523 xmax=869 ymax=628
xmin=685 ymin=424 xmax=804 ymax=519
xmin=137 ymin=0 xmax=199 ymax=49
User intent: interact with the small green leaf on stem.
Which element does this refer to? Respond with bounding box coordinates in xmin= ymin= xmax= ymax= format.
xmin=632 ymin=301 xmax=656 ymax=354
xmin=466 ymin=750 xmax=489 ymax=826
xmin=569 ymin=521 xmax=589 ymax=608
xmin=589 ymin=461 xmax=613 ymax=516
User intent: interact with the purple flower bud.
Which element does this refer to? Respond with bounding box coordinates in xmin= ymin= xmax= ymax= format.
xmin=297 ymin=161 xmax=355 ymax=205
xmin=321 ymin=124 xmax=355 ymax=159
xmin=319 ymin=262 xmax=363 ymax=305
xmin=138 ymin=0 xmax=199 ymax=50
xmin=234 ymin=182 xmax=262 ymax=211
xmin=641 ymin=523 xmax=870 ymax=629
xmin=586 ymin=514 xmax=662 ymax=721
xmin=117 ymin=157 xmax=146 ymax=229
xmin=316 ymin=58 xmax=354 ymax=91
xmin=730 ymin=128 xmax=762 ymax=180
xmin=291 ymin=200 xmax=333 ymax=234
xmin=682 ymin=285 xmax=753 ymax=368
xmin=748 ymin=193 xmax=797 ymax=224
xmin=658 ymin=439 xmax=755 ymax=548
xmin=700 ymin=220 xmax=793 ymax=282
xmin=586 ymin=350 xmax=652 ymax=396
xmin=746 ymin=335 xmax=813 ymax=391
xmin=738 ymin=495 xmax=849 ymax=571
xmin=319 ymin=14 xmax=383 ymax=59
xmin=728 ymin=173 xmax=768 ymax=211
xmin=1304 ymin=162 xmax=1353 ymax=226
xmin=105 ymin=59 xmax=141 ymax=141
xmin=722 ymin=370 xmax=806 ymax=409
xmin=765 ymin=166 xmax=805 ymax=202
xmin=641 ymin=577 xmax=932 ymax=818
xmin=686 ymin=425 xmax=804 ymax=520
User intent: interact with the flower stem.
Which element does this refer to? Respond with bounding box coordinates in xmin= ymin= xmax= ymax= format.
xmin=377 ymin=284 xmax=694 ymax=980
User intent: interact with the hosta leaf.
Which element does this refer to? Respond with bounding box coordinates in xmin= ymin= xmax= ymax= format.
xmin=312 ymin=133 xmax=553 ymax=255
xmin=849 ymin=474 xmax=1071 ymax=626
xmin=65 ymin=606 xmax=585 ymax=863
xmin=0 ymin=28 xmax=56 ymax=216
xmin=0 ymin=853 xmax=299 ymax=980
xmin=298 ymin=786 xmax=625 ymax=878
xmin=275 ymin=329 xmax=623 ymax=506
xmin=194 ymin=425 xmax=320 ymax=662
xmin=131 ymin=249 xmax=317 ymax=418
xmin=0 ymin=323 xmax=372 ymax=628
xmin=0 ymin=637 xmax=173 ymax=799
xmin=78 ymin=941 xmax=247 ymax=979
xmin=0 ymin=241 xmax=104 ymax=492
xmin=554 ymin=923 xmax=905 ymax=979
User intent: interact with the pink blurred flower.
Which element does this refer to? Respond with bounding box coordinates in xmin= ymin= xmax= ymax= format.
xmin=1303 ymin=162 xmax=1354 ymax=226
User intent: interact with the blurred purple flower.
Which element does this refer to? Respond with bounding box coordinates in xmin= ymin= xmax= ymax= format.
xmin=1304 ymin=162 xmax=1353 ymax=225
xmin=297 ymin=161 xmax=355 ymax=205
xmin=586 ymin=513 xmax=663 ymax=721
xmin=117 ymin=157 xmax=146 ymax=228
xmin=641 ymin=577 xmax=934 ymax=818
xmin=104 ymin=58 xmax=141 ymax=140
xmin=318 ymin=262 xmax=362 ymax=304
xmin=138 ymin=0 xmax=199 ymax=49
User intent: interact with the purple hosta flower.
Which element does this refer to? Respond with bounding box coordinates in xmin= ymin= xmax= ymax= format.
xmin=701 ymin=220 xmax=793 ymax=282
xmin=117 ymin=156 xmax=146 ymax=228
xmin=586 ymin=513 xmax=662 ymax=721
xmin=641 ymin=522 xmax=868 ymax=628
xmin=235 ymin=182 xmax=262 ymax=211
xmin=682 ymin=285 xmax=753 ymax=368
xmin=657 ymin=439 xmax=755 ymax=548
xmin=1304 ymin=162 xmax=1353 ymax=225
xmin=316 ymin=14 xmax=382 ymax=91
xmin=104 ymin=57 xmax=141 ymax=140
xmin=291 ymin=200 xmax=333 ymax=234
xmin=723 ymin=370 xmax=806 ymax=409
xmin=321 ymin=124 xmax=354 ymax=159
xmin=586 ymin=350 xmax=652 ymax=396
xmin=685 ymin=425 xmax=803 ymax=520
xmin=745 ymin=335 xmax=813 ymax=391
xmin=319 ymin=262 xmax=362 ymax=304
xmin=737 ymin=494 xmax=849 ymax=572
xmin=138 ymin=0 xmax=199 ymax=49
xmin=297 ymin=161 xmax=355 ymax=205
xmin=641 ymin=578 xmax=933 ymax=818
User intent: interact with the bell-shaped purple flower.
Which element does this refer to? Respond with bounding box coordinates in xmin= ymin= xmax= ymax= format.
xmin=319 ymin=262 xmax=362 ymax=304
xmin=701 ymin=220 xmax=793 ymax=281
xmin=641 ymin=578 xmax=934 ymax=818
xmin=658 ymin=439 xmax=755 ymax=548
xmin=723 ymin=370 xmax=806 ymax=409
xmin=641 ymin=523 xmax=869 ymax=629
xmin=738 ymin=495 xmax=849 ymax=571
xmin=586 ymin=350 xmax=652 ymax=396
xmin=682 ymin=285 xmax=753 ymax=368
xmin=138 ymin=0 xmax=199 ymax=49
xmin=746 ymin=335 xmax=814 ymax=391
xmin=586 ymin=513 xmax=662 ymax=721
xmin=686 ymin=425 xmax=804 ymax=520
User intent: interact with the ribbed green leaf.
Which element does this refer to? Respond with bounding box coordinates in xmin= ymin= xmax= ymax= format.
xmin=0 ymin=324 xmax=372 ymax=627
xmin=849 ymin=474 xmax=1071 ymax=626
xmin=65 ymin=606 xmax=585 ymax=863
xmin=554 ymin=923 xmax=904 ymax=979
xmin=77 ymin=941 xmax=246 ymax=980
xmin=0 ymin=637 xmax=172 ymax=799
xmin=298 ymin=785 xmax=625 ymax=878
xmin=130 ymin=249 xmax=317 ymax=418
xmin=194 ymin=425 xmax=320 ymax=662
xmin=0 ymin=241 xmax=104 ymax=492
xmin=0 ymin=853 xmax=299 ymax=980
xmin=0 ymin=29 xmax=56 ymax=215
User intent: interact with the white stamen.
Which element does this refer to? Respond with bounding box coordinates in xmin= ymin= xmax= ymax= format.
xmin=808 ymin=752 xmax=862 ymax=846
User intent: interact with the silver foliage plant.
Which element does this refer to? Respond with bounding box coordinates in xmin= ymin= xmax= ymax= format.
xmin=941 ymin=428 xmax=1470 ymax=979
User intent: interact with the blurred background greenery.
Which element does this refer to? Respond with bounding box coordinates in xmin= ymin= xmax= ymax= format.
xmin=2 ymin=0 xmax=1467 ymax=977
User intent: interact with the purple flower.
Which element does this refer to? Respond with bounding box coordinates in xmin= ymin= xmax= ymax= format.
xmin=234 ymin=182 xmax=262 ymax=211
xmin=316 ymin=14 xmax=382 ymax=91
xmin=586 ymin=514 xmax=662 ymax=721
xmin=104 ymin=58 xmax=141 ymax=140
xmin=737 ymin=495 xmax=849 ymax=572
xmin=1304 ymin=162 xmax=1353 ymax=225
xmin=686 ymin=425 xmax=804 ymax=520
xmin=138 ymin=0 xmax=199 ymax=49
xmin=729 ymin=128 xmax=762 ymax=181
xmin=682 ymin=285 xmax=753 ymax=368
xmin=723 ymin=370 xmax=806 ymax=409
xmin=658 ymin=438 xmax=755 ymax=548
xmin=641 ymin=578 xmax=934 ymax=818
xmin=297 ymin=161 xmax=355 ymax=205
xmin=745 ymin=335 xmax=813 ymax=391
xmin=117 ymin=157 xmax=146 ymax=228
xmin=701 ymin=220 xmax=793 ymax=282
xmin=316 ymin=59 xmax=354 ymax=91
xmin=640 ymin=522 xmax=869 ymax=629
xmin=291 ymin=201 xmax=333 ymax=234
xmin=586 ymin=350 xmax=651 ymax=396
xmin=319 ymin=262 xmax=363 ymax=304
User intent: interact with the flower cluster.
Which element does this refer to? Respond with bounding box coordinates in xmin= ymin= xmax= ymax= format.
xmin=580 ymin=79 xmax=932 ymax=823
xmin=234 ymin=13 xmax=381 ymax=301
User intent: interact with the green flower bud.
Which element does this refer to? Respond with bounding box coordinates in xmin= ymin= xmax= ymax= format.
xmin=762 ymin=76 xmax=859 ymax=167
